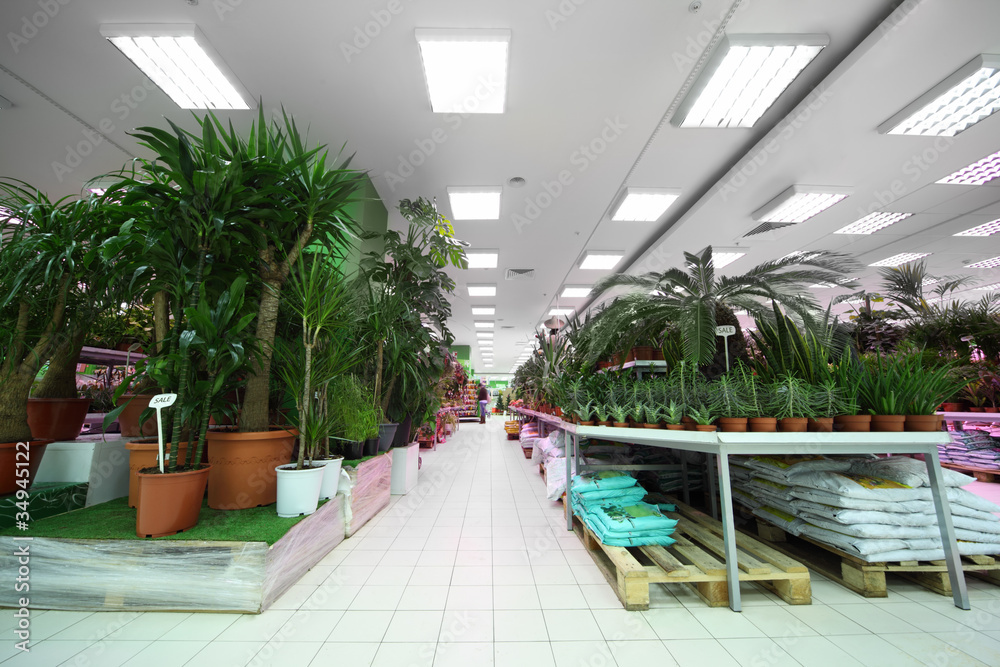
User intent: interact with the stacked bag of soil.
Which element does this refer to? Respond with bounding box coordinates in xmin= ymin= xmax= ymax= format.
xmin=571 ymin=470 xmax=678 ymax=547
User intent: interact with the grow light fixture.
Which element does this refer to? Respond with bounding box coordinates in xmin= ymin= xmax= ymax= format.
xmin=954 ymin=219 xmax=1000 ymax=237
xmin=879 ymin=55 xmax=1000 ymax=136
xmin=467 ymin=284 xmax=497 ymax=297
xmin=835 ymin=212 xmax=912 ymax=235
xmin=466 ymin=250 xmax=499 ymax=268
xmin=471 ymin=306 xmax=496 ymax=315
xmin=610 ymin=188 xmax=681 ymax=221
xmin=672 ymin=34 xmax=827 ymax=128
xmin=967 ymin=255 xmax=1000 ymax=269
xmin=415 ymin=29 xmax=510 ymax=114
xmin=580 ymin=251 xmax=623 ymax=270
xmin=711 ymin=250 xmax=746 ymax=269
xmin=937 ymin=149 xmax=1000 ymax=185
xmin=560 ymin=285 xmax=592 ymax=298
xmin=100 ymin=24 xmax=250 ymax=110
xmin=869 ymin=252 xmax=931 ymax=267
xmin=752 ymin=186 xmax=851 ymax=223
xmin=474 ymin=321 xmax=494 ymax=328
xmin=447 ymin=187 xmax=502 ymax=220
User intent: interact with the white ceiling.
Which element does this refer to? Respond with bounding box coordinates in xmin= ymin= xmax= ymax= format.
xmin=1 ymin=0 xmax=999 ymax=375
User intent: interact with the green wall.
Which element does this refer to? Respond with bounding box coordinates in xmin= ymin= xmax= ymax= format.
xmin=342 ymin=174 xmax=388 ymax=273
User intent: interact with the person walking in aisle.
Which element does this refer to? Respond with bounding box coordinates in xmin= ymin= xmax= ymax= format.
xmin=477 ymin=382 xmax=490 ymax=424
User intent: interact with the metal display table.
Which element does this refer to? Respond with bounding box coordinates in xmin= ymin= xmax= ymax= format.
xmin=512 ymin=408 xmax=965 ymax=613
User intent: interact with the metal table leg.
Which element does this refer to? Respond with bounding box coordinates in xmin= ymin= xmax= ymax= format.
xmin=707 ymin=454 xmax=719 ymax=520
xmin=717 ymin=451 xmax=741 ymax=611
xmin=566 ymin=433 xmax=575 ymax=531
xmin=925 ymin=448 xmax=970 ymax=610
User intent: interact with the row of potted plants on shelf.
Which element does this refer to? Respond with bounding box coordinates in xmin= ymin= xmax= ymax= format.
xmin=531 ymin=353 xmax=966 ymax=433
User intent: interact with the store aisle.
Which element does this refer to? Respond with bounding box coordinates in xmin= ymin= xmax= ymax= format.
xmin=5 ymin=419 xmax=1000 ymax=666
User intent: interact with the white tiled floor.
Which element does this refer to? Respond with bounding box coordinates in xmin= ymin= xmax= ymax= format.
xmin=7 ymin=418 xmax=1000 ymax=666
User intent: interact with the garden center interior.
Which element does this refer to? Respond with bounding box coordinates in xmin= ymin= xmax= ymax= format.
xmin=3 ymin=0 xmax=1000 ymax=665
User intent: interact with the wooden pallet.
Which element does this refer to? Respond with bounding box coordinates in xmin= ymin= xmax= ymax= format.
xmin=749 ymin=518 xmax=1000 ymax=597
xmin=572 ymin=498 xmax=811 ymax=610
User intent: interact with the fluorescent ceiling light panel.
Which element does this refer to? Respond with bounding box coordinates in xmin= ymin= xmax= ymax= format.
xmin=752 ymin=185 xmax=851 ymax=223
xmin=580 ymin=251 xmax=623 ymax=270
xmin=712 ymin=251 xmax=746 ymax=269
xmin=476 ymin=331 xmax=494 ymax=339
xmin=869 ymin=252 xmax=931 ymax=267
xmin=810 ymin=277 xmax=857 ymax=288
xmin=938 ymin=149 xmax=1000 ymax=185
xmin=975 ymin=282 xmax=1000 ymax=291
xmin=835 ymin=212 xmax=912 ymax=235
xmin=549 ymin=308 xmax=574 ymax=316
xmin=879 ymin=55 xmax=1000 ymax=136
xmin=415 ymin=29 xmax=509 ymax=114
xmin=560 ymin=285 xmax=592 ymax=298
xmin=101 ymin=24 xmax=250 ymax=110
xmin=967 ymin=255 xmax=1000 ymax=268
xmin=672 ymin=34 xmax=827 ymax=128
xmin=954 ymin=219 xmax=1000 ymax=236
xmin=611 ymin=188 xmax=681 ymax=221
xmin=447 ymin=187 xmax=502 ymax=220
xmin=471 ymin=306 xmax=495 ymax=315
xmin=474 ymin=321 xmax=494 ymax=328
xmin=466 ymin=250 xmax=499 ymax=268
xmin=467 ymin=284 xmax=496 ymax=297
xmin=922 ymin=278 xmax=941 ymax=286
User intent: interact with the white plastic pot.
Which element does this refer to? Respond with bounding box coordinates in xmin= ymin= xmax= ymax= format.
xmin=274 ymin=464 xmax=325 ymax=518
xmin=312 ymin=456 xmax=344 ymax=500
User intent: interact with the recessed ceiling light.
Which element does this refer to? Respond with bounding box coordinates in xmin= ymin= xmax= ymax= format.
xmin=712 ymin=251 xmax=746 ymax=269
xmin=580 ymin=251 xmax=623 ymax=270
xmin=447 ymin=187 xmax=502 ymax=220
xmin=474 ymin=321 xmax=494 ymax=328
xmin=922 ymin=277 xmax=941 ymax=286
xmin=975 ymin=282 xmax=1000 ymax=291
xmin=967 ymin=255 xmax=1000 ymax=269
xmin=810 ymin=277 xmax=856 ymax=288
xmin=415 ymin=29 xmax=510 ymax=114
xmin=611 ymin=188 xmax=681 ymax=222
xmin=869 ymin=252 xmax=931 ymax=267
xmin=938 ymin=149 xmax=1000 ymax=185
xmin=752 ymin=186 xmax=851 ymax=223
xmin=548 ymin=308 xmax=574 ymax=316
xmin=466 ymin=250 xmax=499 ymax=268
xmin=101 ymin=24 xmax=250 ymax=110
xmin=560 ymin=285 xmax=592 ymax=298
xmin=955 ymin=219 xmax=1000 ymax=236
xmin=467 ymin=284 xmax=497 ymax=297
xmin=477 ymin=331 xmax=494 ymax=339
xmin=672 ymin=34 xmax=828 ymax=128
xmin=471 ymin=306 xmax=496 ymax=315
xmin=879 ymin=54 xmax=1000 ymax=136
xmin=835 ymin=212 xmax=912 ymax=235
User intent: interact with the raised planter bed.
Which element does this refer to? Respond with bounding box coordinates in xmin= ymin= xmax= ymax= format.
xmin=344 ymin=452 xmax=392 ymax=537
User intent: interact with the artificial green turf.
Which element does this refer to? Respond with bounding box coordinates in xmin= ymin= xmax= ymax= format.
xmin=0 ymin=497 xmax=327 ymax=545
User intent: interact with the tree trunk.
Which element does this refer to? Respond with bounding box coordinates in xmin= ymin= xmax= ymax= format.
xmin=0 ymin=372 xmax=35 ymax=443
xmin=240 ymin=277 xmax=282 ymax=432
xmin=153 ymin=290 xmax=169 ymax=354
xmin=32 ymin=327 xmax=86 ymax=399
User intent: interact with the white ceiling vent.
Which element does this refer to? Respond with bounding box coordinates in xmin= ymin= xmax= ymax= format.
xmin=505 ymin=268 xmax=535 ymax=281
xmin=742 ymin=221 xmax=797 ymax=241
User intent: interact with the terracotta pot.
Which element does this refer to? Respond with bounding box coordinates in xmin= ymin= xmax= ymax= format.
xmin=630 ymin=346 xmax=655 ymax=361
xmin=205 ymin=427 xmax=296 ymax=509
xmin=611 ymin=353 xmax=624 ymax=365
xmin=597 ymin=421 xmax=613 ymax=427
xmin=26 ymin=398 xmax=91 ymax=441
xmin=554 ymin=407 xmax=563 ymax=417
xmin=629 ymin=421 xmax=643 ymax=428
xmin=579 ymin=421 xmax=595 ymax=427
xmin=612 ymin=422 xmax=629 ymax=429
xmin=834 ymin=414 xmax=871 ymax=432
xmin=651 ymin=350 xmax=665 ymax=361
xmin=970 ymin=407 xmax=985 ymax=412
xmin=135 ymin=465 xmax=211 ymax=538
xmin=665 ymin=423 xmax=685 ymax=430
xmin=939 ymin=403 xmax=963 ymax=412
xmin=986 ymin=407 xmax=999 ymax=413
xmin=680 ymin=416 xmax=695 ymax=428
xmin=643 ymin=423 xmax=662 ymax=429
xmin=117 ymin=394 xmax=158 ymax=438
xmin=808 ymin=417 xmax=834 ymax=432
xmin=126 ymin=440 xmax=190 ymax=508
xmin=718 ymin=417 xmax=748 ymax=432
xmin=748 ymin=417 xmax=778 ymax=432
xmin=597 ymin=361 xmax=612 ymax=370
xmin=906 ymin=414 xmax=943 ymax=432
xmin=778 ymin=417 xmax=809 ymax=433
xmin=0 ymin=440 xmax=49 ymax=496
xmin=694 ymin=424 xmax=717 ymax=432
xmin=870 ymin=414 xmax=905 ymax=432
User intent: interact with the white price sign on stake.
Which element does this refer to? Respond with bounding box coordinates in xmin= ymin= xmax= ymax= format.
xmin=150 ymin=393 xmax=177 ymax=473
xmin=715 ymin=325 xmax=737 ymax=372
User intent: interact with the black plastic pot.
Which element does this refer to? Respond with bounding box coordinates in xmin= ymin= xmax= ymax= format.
xmin=363 ymin=437 xmax=379 ymax=456
xmin=393 ymin=414 xmax=413 ymax=447
xmin=377 ymin=423 xmax=398 ymax=452
xmin=345 ymin=440 xmax=364 ymax=459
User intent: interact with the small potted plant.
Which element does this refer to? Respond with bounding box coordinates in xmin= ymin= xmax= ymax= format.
xmin=593 ymin=402 xmax=612 ymax=427
xmin=662 ymin=400 xmax=685 ymax=430
xmin=809 ymin=376 xmax=846 ymax=432
xmin=736 ymin=364 xmax=777 ymax=433
xmin=711 ymin=373 xmax=750 ymax=432
xmin=686 ymin=403 xmax=717 ymax=432
xmin=770 ymin=374 xmax=815 ymax=432
xmin=832 ymin=357 xmax=869 ymax=432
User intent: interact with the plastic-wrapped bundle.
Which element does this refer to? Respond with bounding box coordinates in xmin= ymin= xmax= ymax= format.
xmin=848 ymin=456 xmax=974 ymax=488
xmin=572 ymin=470 xmax=641 ymax=493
